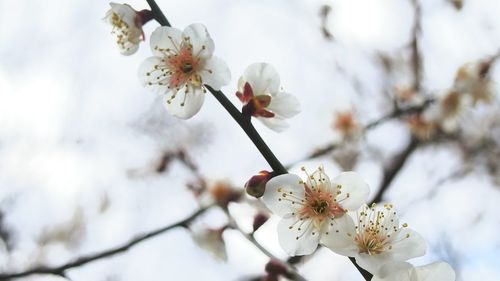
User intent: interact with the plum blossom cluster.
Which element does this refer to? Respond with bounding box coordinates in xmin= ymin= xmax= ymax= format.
xmin=105 ymin=5 xmax=300 ymax=129
xmin=104 ymin=3 xmax=455 ymax=280
xmin=401 ymin=59 xmax=497 ymax=140
xmin=261 ymin=166 xmax=455 ymax=280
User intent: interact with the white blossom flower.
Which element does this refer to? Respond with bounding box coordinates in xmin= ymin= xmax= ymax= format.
xmin=262 ymin=166 xmax=369 ymax=256
xmin=104 ymin=3 xmax=148 ymax=55
xmin=373 ymin=261 xmax=455 ymax=281
xmin=237 ymin=63 xmax=300 ymax=132
xmin=325 ymin=203 xmax=426 ymax=275
xmin=139 ymin=24 xmax=231 ymax=119
xmin=191 ymin=226 xmax=227 ymax=262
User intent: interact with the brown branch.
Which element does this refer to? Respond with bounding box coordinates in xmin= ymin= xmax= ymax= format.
xmin=410 ymin=0 xmax=423 ymax=93
xmin=0 ymin=207 xmax=210 ymax=280
xmin=370 ymin=137 xmax=420 ymax=204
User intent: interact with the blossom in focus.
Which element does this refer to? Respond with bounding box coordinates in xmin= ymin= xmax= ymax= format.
xmin=191 ymin=226 xmax=228 ymax=261
xmin=139 ymin=24 xmax=231 ymax=119
xmin=332 ymin=110 xmax=360 ymax=139
xmin=104 ymin=3 xmax=151 ymax=55
xmin=262 ymin=166 xmax=369 ymax=256
xmin=237 ymin=63 xmax=300 ymax=132
xmin=454 ymin=62 xmax=495 ymax=105
xmin=325 ymin=203 xmax=426 ymax=275
xmin=372 ymin=261 xmax=455 ymax=281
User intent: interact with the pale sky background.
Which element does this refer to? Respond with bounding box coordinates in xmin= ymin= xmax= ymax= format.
xmin=1 ymin=0 xmax=500 ymax=280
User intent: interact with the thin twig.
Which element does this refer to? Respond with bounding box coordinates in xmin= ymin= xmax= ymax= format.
xmin=0 ymin=207 xmax=210 ymax=280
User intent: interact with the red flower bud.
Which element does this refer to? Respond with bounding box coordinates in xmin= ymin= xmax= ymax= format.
xmin=245 ymin=170 xmax=273 ymax=198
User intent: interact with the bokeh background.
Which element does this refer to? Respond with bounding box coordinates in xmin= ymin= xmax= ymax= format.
xmin=1 ymin=0 xmax=500 ymax=280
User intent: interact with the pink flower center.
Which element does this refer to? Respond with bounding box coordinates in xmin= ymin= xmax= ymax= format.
xmin=298 ymin=185 xmax=345 ymax=227
xmin=167 ymin=45 xmax=201 ymax=88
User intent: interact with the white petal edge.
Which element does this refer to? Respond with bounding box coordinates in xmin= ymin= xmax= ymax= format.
xmin=331 ymin=171 xmax=370 ymax=210
xmin=267 ymin=92 xmax=301 ymax=118
xmin=164 ymin=85 xmax=205 ymax=119
xmin=262 ymin=174 xmax=305 ymax=217
xmin=258 ymin=116 xmax=289 ymax=132
xmin=150 ymin=26 xmax=183 ymax=57
xmin=199 ymin=56 xmax=231 ymax=91
xmin=389 ymin=228 xmax=427 ymax=261
xmin=241 ymin=63 xmax=280 ymax=95
xmin=372 ymin=262 xmax=414 ymax=281
xmin=183 ymin=23 xmax=215 ymax=60
xmin=277 ymin=216 xmax=320 ymax=256
xmin=414 ymin=261 xmax=455 ymax=281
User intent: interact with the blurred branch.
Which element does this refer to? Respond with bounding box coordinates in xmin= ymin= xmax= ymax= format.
xmin=319 ymin=5 xmax=333 ymax=40
xmin=290 ymin=99 xmax=433 ymax=167
xmin=224 ymin=209 xmax=307 ymax=281
xmin=370 ymin=137 xmax=420 ymax=204
xmin=410 ymin=0 xmax=422 ymax=93
xmin=0 ymin=207 xmax=210 ymax=280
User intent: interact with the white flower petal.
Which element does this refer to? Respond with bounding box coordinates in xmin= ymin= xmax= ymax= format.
xmin=183 ymin=23 xmax=215 ymax=60
xmin=277 ymin=216 xmax=320 ymax=256
xmin=414 ymin=262 xmax=455 ymax=281
xmin=138 ymin=56 xmax=170 ymax=95
xmin=258 ymin=116 xmax=289 ymax=132
xmin=372 ymin=262 xmax=414 ymax=281
xmin=331 ymin=172 xmax=370 ymax=210
xmin=150 ymin=26 xmax=183 ymax=57
xmin=164 ymin=85 xmax=205 ymax=119
xmin=120 ymin=43 xmax=139 ymax=56
xmin=389 ymin=228 xmax=427 ymax=261
xmin=241 ymin=63 xmax=280 ymax=95
xmin=320 ymin=214 xmax=358 ymax=256
xmin=199 ymin=56 xmax=231 ymax=91
xmin=307 ymin=167 xmax=332 ymax=192
xmin=267 ymin=92 xmax=301 ymax=118
xmin=262 ymin=174 xmax=305 ymax=217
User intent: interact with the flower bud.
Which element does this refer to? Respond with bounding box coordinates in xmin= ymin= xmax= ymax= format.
xmin=245 ymin=171 xmax=273 ymax=198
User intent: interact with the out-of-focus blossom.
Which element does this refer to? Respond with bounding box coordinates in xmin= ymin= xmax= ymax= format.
xmin=407 ymin=114 xmax=437 ymax=141
xmin=325 ymin=203 xmax=426 ymax=275
xmin=237 ymin=63 xmax=300 ymax=132
xmin=199 ymin=181 xmax=241 ymax=208
xmin=373 ymin=261 xmax=455 ymax=281
xmin=262 ymin=166 xmax=369 ymax=256
xmin=139 ymin=24 xmax=231 ymax=119
xmin=104 ymin=3 xmax=151 ymax=55
xmin=332 ymin=110 xmax=360 ymax=139
xmin=191 ymin=226 xmax=228 ymax=261
xmin=426 ymin=90 xmax=466 ymax=133
xmin=454 ymin=62 xmax=495 ymax=105
xmin=394 ymin=85 xmax=424 ymax=105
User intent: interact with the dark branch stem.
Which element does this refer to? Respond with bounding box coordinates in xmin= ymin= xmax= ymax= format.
xmin=410 ymin=0 xmax=422 ymax=93
xmin=0 ymin=207 xmax=210 ymax=280
xmin=207 ymin=86 xmax=287 ymax=175
xmin=370 ymin=137 xmax=419 ymax=204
